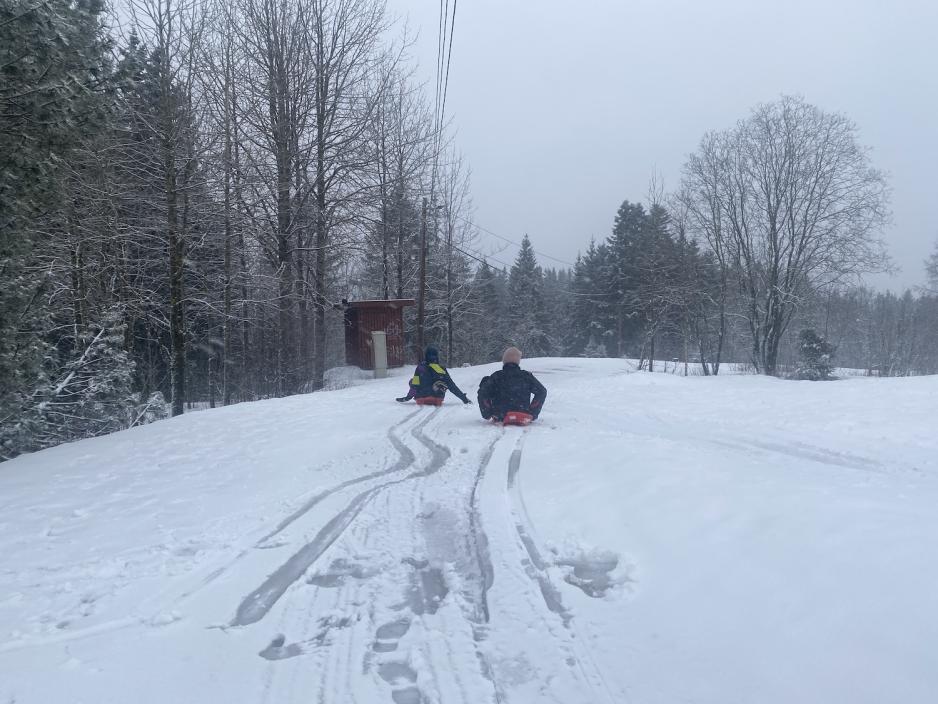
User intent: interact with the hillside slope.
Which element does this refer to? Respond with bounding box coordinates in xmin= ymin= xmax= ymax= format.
xmin=2 ymin=359 xmax=936 ymax=703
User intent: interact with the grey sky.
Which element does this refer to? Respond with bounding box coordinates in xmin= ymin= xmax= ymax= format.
xmin=389 ymin=0 xmax=937 ymax=289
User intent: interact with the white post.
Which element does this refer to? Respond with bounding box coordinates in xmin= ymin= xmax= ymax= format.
xmin=372 ymin=331 xmax=388 ymax=379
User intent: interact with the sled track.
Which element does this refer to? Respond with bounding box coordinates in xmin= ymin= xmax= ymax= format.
xmin=257 ymin=410 xmax=422 ymax=546
xmin=469 ymin=433 xmax=501 ymax=624
xmin=367 ymin=424 xmax=504 ymax=704
xmin=232 ymin=409 xmax=452 ymax=628
xmin=292 ymin=413 xmax=504 ymax=704
xmin=505 ymin=437 xmax=623 ymax=704
xmin=468 ymin=434 xmax=508 ymax=703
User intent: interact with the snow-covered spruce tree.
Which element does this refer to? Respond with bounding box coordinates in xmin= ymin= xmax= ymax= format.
xmin=607 ymin=201 xmax=648 ymax=357
xmin=795 ymin=329 xmax=836 ymax=380
xmin=506 ymin=236 xmax=551 ymax=357
xmin=542 ymin=267 xmax=574 ymax=355
xmin=1 ymin=311 xmax=142 ymax=459
xmin=569 ymin=242 xmax=615 ymax=356
xmin=0 ymin=0 xmax=118 ymax=459
xmin=466 ymin=261 xmax=509 ymax=363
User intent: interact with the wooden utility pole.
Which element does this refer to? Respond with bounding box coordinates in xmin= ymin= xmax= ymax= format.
xmin=416 ymin=197 xmax=428 ymax=358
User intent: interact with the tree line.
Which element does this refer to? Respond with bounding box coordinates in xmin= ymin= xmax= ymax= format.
xmin=1 ymin=0 xmax=481 ymax=459
xmin=1 ymin=0 xmax=933 ymax=460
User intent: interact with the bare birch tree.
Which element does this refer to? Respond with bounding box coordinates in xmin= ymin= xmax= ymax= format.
xmin=681 ymin=96 xmax=889 ymax=375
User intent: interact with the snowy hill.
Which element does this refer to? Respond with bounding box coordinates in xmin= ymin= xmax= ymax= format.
xmin=2 ymin=359 xmax=937 ymax=704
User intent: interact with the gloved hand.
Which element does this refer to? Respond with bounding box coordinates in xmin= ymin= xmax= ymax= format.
xmin=396 ymin=396 xmax=411 ymax=403
xmin=459 ymin=394 xmax=472 ymax=405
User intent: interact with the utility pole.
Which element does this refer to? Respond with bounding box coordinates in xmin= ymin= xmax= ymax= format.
xmin=416 ymin=197 xmax=428 ymax=359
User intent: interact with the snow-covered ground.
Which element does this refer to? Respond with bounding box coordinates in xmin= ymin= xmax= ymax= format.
xmin=1 ymin=358 xmax=936 ymax=703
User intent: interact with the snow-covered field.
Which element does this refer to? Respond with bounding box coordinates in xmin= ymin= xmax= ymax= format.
xmin=1 ymin=358 xmax=936 ymax=703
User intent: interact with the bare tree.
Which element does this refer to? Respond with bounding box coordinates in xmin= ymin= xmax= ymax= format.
xmin=230 ymin=0 xmax=314 ymax=394
xmin=129 ymin=0 xmax=208 ymax=414
xmin=679 ymin=132 xmax=732 ymax=374
xmin=681 ymin=96 xmax=889 ymax=375
xmin=306 ymin=0 xmax=391 ymax=389
xmin=366 ymin=62 xmax=435 ymax=301
xmin=428 ymin=152 xmax=476 ymax=362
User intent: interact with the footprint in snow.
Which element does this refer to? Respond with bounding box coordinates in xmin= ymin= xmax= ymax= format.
xmin=259 ymin=615 xmax=356 ymax=661
xmin=401 ymin=561 xmax=448 ymax=616
xmin=259 ymin=633 xmax=303 ymax=661
xmin=373 ymin=618 xmax=410 ymax=653
xmin=378 ymin=662 xmax=426 ymax=704
xmin=307 ymin=557 xmax=379 ymax=587
xmin=554 ymin=547 xmax=633 ymax=598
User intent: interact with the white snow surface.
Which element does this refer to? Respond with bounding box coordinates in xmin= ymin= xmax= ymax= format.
xmin=1 ymin=358 xmax=936 ymax=703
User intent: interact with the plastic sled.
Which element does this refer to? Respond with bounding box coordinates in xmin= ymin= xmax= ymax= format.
xmin=502 ymin=411 xmax=534 ymax=426
xmin=415 ymin=397 xmax=444 ymax=407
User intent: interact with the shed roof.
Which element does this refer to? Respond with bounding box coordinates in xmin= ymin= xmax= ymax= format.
xmin=344 ymin=299 xmax=415 ymax=309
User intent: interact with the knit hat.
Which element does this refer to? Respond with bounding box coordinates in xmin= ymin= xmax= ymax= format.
xmin=502 ymin=347 xmax=522 ymax=364
xmin=425 ymin=346 xmax=440 ymax=363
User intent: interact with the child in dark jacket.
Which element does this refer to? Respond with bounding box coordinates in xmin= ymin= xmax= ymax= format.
xmin=397 ymin=346 xmax=471 ymax=406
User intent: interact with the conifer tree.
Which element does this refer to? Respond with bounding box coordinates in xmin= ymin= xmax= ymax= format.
xmin=507 ymin=236 xmax=551 ymax=356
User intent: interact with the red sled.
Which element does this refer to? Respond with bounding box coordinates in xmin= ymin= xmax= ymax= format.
xmin=502 ymin=411 xmax=534 ymax=426
xmin=415 ymin=396 xmax=444 ymax=407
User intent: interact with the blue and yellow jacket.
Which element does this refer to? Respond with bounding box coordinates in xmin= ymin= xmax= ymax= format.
xmin=406 ymin=361 xmax=469 ymax=402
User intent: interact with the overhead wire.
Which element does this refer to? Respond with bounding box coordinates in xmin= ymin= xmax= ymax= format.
xmin=439 ymin=0 xmax=457 ymax=132
xmin=426 ymin=1 xmax=577 ymax=274
xmin=424 ymin=2 xmax=576 ymax=277
xmin=453 ymin=214 xmax=576 ymax=268
xmin=429 ymin=0 xmax=450 ymax=206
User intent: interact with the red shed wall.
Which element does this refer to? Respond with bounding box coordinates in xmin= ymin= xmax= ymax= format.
xmin=344 ymin=304 xmax=409 ymax=370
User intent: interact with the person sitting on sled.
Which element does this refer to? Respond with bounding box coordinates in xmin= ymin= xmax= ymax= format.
xmin=396 ymin=346 xmax=471 ymax=406
xmin=477 ymin=347 xmax=547 ymax=424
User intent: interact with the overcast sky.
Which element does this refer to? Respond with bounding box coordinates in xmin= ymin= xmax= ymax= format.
xmin=387 ymin=0 xmax=937 ymax=289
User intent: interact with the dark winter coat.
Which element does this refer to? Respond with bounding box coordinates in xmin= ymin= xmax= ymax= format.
xmin=477 ymin=363 xmax=547 ymax=420
xmin=406 ymin=361 xmax=469 ymax=402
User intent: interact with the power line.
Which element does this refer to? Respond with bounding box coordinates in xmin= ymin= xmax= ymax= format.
xmin=433 ymin=0 xmax=445 ymax=131
xmin=439 ymin=0 xmax=457 ymax=131
xmin=429 ymin=0 xmax=451 ymax=205
xmin=451 ymin=242 xmax=511 ymax=271
xmin=453 ymin=214 xmax=576 ymax=268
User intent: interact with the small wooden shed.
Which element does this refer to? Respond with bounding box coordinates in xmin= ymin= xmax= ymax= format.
xmin=343 ymin=299 xmax=415 ymax=370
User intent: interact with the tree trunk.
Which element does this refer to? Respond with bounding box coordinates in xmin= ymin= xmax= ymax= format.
xmin=415 ymin=198 xmax=428 ymax=359
xmin=312 ymin=116 xmax=327 ymax=391
xmin=683 ymin=328 xmax=689 ymax=377
xmin=167 ymin=178 xmax=185 ymax=416
xmin=69 ymin=209 xmax=86 ymax=335
xmin=222 ymin=63 xmax=233 ymax=406
xmin=272 ymin=63 xmax=294 ymax=396
xmin=162 ymin=85 xmax=185 ymax=417
xmin=396 ymin=186 xmax=405 ymax=300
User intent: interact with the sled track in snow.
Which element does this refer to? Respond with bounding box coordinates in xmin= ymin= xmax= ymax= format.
xmin=257 ymin=410 xmax=422 ymax=546
xmin=468 ymin=434 xmax=508 ymax=703
xmin=232 ymin=409 xmax=453 ymax=628
xmin=505 ymin=437 xmax=622 ymax=704
xmin=469 ymin=433 xmax=500 ymax=624
xmin=295 ymin=414 xmax=504 ymax=704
